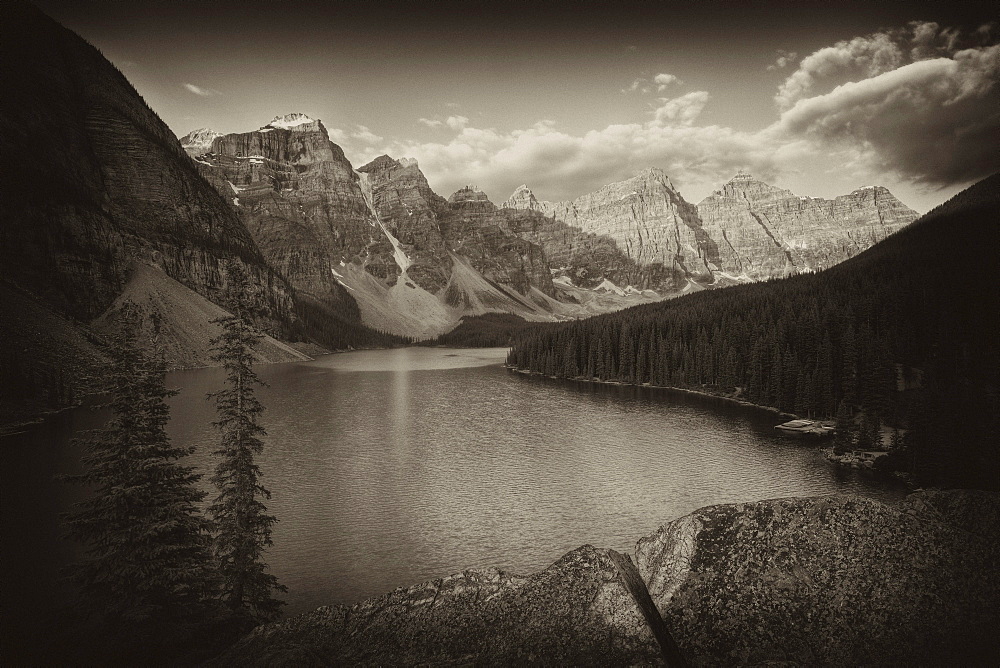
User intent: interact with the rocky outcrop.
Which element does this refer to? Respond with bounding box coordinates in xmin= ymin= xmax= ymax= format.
xmin=211 ymin=546 xmax=667 ymax=666
xmin=190 ymin=129 xmax=563 ymax=339
xmin=211 ymin=490 xmax=998 ymax=666
xmin=696 ymin=172 xmax=918 ymax=279
xmin=499 ymin=192 xmax=674 ymax=295
xmin=0 ymin=4 xmax=295 ymax=326
xmin=439 ymin=188 xmax=555 ymax=299
xmin=637 ymin=492 xmax=1000 ymax=665
xmin=356 ymin=155 xmax=452 ymax=291
xmin=504 ymin=170 xmax=918 ymax=292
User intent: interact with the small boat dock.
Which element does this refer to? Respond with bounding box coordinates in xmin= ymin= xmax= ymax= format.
xmin=774 ymin=419 xmax=835 ymax=438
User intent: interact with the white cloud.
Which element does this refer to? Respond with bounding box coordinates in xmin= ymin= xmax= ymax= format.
xmin=774 ymin=21 xmax=997 ymax=110
xmin=378 ymin=94 xmax=778 ymax=202
xmin=775 ymin=44 xmax=1000 ymax=186
xmin=653 ymin=91 xmax=709 ymax=126
xmin=653 ymin=73 xmax=682 ymax=90
xmin=773 ymin=22 xmax=1000 ymax=186
xmin=183 ymin=82 xmax=220 ymax=97
xmin=335 ymin=22 xmax=998 ymax=204
xmin=418 ymin=115 xmax=469 ymax=131
xmin=327 ymin=127 xmax=349 ymax=144
xmin=625 ymin=73 xmax=682 ymax=94
xmin=766 ymin=50 xmax=798 ymax=71
xmin=624 ymin=77 xmax=652 ymax=94
xmin=351 ymin=125 xmax=383 ymax=144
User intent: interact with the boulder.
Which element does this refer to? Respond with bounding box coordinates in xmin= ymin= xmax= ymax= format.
xmin=211 ymin=546 xmax=668 ymax=666
xmin=636 ymin=492 xmax=1000 ymax=665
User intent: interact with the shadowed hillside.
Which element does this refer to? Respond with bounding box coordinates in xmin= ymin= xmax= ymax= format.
xmin=0 ymin=3 xmax=405 ymax=422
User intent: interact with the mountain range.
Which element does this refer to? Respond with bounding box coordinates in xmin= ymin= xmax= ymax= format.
xmin=506 ymin=171 xmax=1000 ymax=488
xmin=181 ymin=115 xmax=917 ymax=338
xmin=2 ymin=3 xmax=917 ymax=420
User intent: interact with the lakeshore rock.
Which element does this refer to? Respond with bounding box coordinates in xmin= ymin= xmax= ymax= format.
xmin=211 ymin=546 xmax=665 ymax=666
xmin=636 ymin=492 xmax=1000 ymax=665
xmin=211 ymin=491 xmax=998 ymax=666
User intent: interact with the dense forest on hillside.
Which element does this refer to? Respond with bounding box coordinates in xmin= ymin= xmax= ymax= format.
xmin=424 ymin=313 xmax=552 ymax=347
xmin=291 ymin=294 xmax=411 ymax=350
xmin=507 ymin=175 xmax=1000 ymax=489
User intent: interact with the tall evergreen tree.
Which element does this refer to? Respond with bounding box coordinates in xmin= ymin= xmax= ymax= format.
xmin=209 ymin=267 xmax=286 ymax=624
xmin=65 ymin=303 xmax=217 ymax=642
xmin=833 ymin=399 xmax=856 ymax=455
xmin=856 ymin=410 xmax=882 ymax=451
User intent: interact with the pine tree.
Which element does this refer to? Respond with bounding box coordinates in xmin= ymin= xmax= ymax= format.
xmin=64 ymin=303 xmax=217 ymax=642
xmin=833 ymin=399 xmax=855 ymax=455
xmin=208 ymin=267 xmax=286 ymax=624
xmin=856 ymin=410 xmax=882 ymax=451
xmin=890 ymin=427 xmax=904 ymax=452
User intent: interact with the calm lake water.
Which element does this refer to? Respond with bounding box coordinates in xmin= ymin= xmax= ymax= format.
xmin=2 ymin=346 xmax=904 ymax=627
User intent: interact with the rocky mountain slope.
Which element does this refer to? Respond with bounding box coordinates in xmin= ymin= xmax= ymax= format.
xmin=91 ymin=264 xmax=310 ymax=368
xmin=696 ymin=171 xmax=918 ymax=279
xmin=179 ymin=128 xmax=222 ymax=156
xmin=181 ymin=115 xmax=917 ymax=341
xmin=504 ymin=168 xmax=715 ymax=291
xmin=187 ymin=112 xmax=381 ymax=325
xmin=211 ymin=490 xmax=1000 ymax=665
xmin=0 ymin=5 xmax=406 ymax=421
xmin=504 ymin=170 xmax=918 ymax=290
xmin=187 ymin=119 xmax=648 ymax=338
xmin=0 ymin=4 xmax=294 ymax=330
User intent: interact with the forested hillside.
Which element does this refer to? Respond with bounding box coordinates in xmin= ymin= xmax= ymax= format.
xmin=508 ymin=174 xmax=1000 ymax=489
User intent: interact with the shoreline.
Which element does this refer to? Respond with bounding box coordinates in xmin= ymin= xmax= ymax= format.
xmin=504 ymin=365 xmax=801 ymax=421
xmin=502 ymin=366 xmax=895 ymax=480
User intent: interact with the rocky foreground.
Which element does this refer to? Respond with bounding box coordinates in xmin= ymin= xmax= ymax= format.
xmin=211 ymin=490 xmax=999 ymax=666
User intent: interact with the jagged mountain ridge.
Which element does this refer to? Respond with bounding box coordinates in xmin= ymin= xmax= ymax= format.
xmin=187 ymin=121 xmax=583 ymax=338
xmin=188 ymin=112 xmax=380 ymax=321
xmin=178 ymin=128 xmax=222 ymax=156
xmin=696 ymin=171 xmax=918 ymax=279
xmin=185 ymin=112 xmax=918 ymax=337
xmin=503 ymin=168 xmax=715 ymax=290
xmin=503 ymin=169 xmax=918 ymax=288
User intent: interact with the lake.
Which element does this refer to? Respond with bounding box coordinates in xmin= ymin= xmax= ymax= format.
xmin=1 ymin=346 xmax=904 ymax=627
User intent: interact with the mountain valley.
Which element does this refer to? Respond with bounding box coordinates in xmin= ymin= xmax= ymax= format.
xmin=2 ymin=2 xmax=998 ymax=665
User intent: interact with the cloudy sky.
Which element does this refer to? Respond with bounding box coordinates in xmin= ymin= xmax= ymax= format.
xmin=37 ymin=0 xmax=999 ymax=212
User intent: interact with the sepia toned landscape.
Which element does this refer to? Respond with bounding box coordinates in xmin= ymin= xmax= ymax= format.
xmin=1 ymin=1 xmax=997 ymax=664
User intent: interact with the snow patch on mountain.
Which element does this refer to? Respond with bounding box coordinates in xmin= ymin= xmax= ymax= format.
xmin=265 ymin=113 xmax=316 ymax=129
